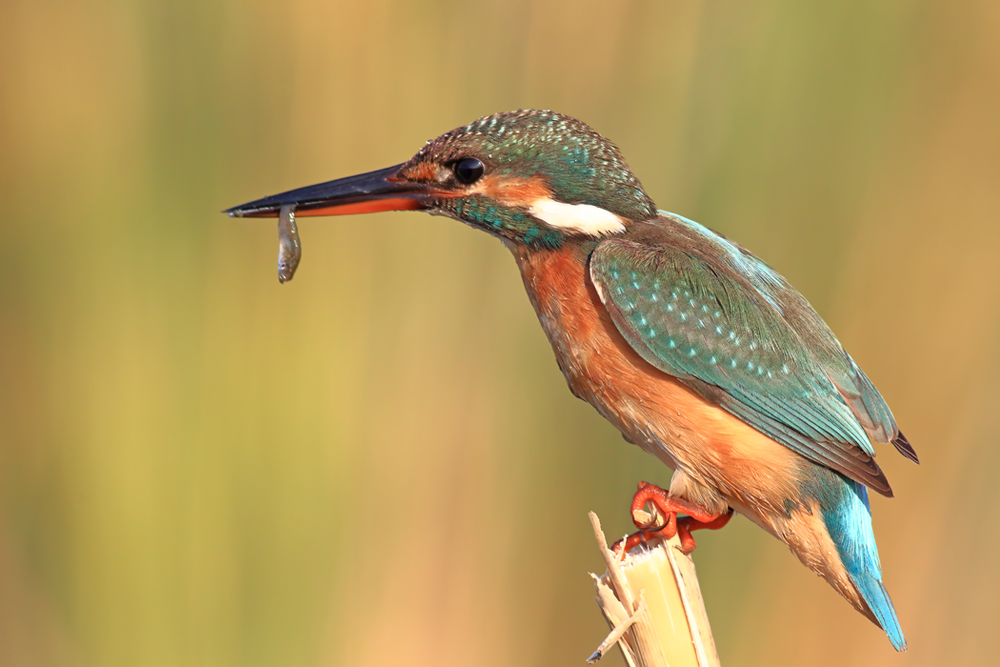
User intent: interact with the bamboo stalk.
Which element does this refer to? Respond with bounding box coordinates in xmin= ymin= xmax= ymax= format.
xmin=588 ymin=512 xmax=721 ymax=667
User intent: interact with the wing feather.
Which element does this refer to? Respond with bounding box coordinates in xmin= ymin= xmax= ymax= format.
xmin=589 ymin=233 xmax=905 ymax=495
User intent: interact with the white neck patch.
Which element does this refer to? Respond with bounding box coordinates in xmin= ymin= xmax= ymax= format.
xmin=528 ymin=197 xmax=626 ymax=237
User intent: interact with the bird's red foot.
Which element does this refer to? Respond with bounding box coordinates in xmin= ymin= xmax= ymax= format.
xmin=611 ymin=481 xmax=733 ymax=556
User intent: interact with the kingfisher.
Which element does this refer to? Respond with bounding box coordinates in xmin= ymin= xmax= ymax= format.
xmin=227 ymin=109 xmax=917 ymax=650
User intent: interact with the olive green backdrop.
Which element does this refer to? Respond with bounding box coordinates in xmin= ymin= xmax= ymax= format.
xmin=1 ymin=1 xmax=998 ymax=665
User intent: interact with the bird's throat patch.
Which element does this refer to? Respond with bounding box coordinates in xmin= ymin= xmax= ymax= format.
xmin=528 ymin=197 xmax=626 ymax=237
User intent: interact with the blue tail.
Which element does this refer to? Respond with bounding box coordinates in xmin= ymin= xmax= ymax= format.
xmin=820 ymin=478 xmax=907 ymax=651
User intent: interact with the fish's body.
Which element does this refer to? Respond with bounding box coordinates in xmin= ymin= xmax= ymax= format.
xmin=227 ymin=110 xmax=915 ymax=650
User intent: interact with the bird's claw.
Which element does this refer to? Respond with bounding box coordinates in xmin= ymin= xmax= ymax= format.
xmin=611 ymin=481 xmax=733 ymax=556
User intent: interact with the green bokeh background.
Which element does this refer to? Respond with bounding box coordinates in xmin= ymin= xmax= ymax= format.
xmin=2 ymin=1 xmax=998 ymax=665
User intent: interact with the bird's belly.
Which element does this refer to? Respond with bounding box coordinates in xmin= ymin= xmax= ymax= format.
xmin=510 ymin=243 xmax=806 ymax=520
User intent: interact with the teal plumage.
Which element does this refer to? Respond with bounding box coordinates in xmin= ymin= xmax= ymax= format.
xmin=590 ymin=213 xmax=900 ymax=495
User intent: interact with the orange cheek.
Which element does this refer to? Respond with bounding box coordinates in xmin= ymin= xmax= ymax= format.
xmin=393 ymin=166 xmax=553 ymax=207
xmin=474 ymin=175 xmax=552 ymax=205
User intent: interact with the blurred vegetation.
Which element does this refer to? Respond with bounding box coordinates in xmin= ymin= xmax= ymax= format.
xmin=1 ymin=1 xmax=998 ymax=665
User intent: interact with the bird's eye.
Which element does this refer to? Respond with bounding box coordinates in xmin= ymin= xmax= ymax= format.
xmin=454 ymin=157 xmax=485 ymax=185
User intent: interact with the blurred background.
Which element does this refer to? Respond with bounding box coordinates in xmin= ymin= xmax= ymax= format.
xmin=1 ymin=1 xmax=998 ymax=665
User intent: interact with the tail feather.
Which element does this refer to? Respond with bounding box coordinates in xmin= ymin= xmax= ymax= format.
xmin=853 ymin=570 xmax=907 ymax=651
xmin=820 ymin=478 xmax=907 ymax=651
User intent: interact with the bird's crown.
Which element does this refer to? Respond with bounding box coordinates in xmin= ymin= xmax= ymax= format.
xmin=397 ymin=109 xmax=656 ymax=246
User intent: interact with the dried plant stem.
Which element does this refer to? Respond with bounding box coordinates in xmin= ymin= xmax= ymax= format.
xmin=588 ymin=512 xmax=721 ymax=667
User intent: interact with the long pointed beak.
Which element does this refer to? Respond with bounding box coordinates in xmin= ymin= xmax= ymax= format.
xmin=224 ymin=163 xmax=444 ymax=218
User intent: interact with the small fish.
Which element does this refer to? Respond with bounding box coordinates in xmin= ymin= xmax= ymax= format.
xmin=277 ymin=204 xmax=300 ymax=283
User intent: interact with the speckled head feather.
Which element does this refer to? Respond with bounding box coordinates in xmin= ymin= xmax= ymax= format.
xmin=397 ymin=110 xmax=657 ymax=247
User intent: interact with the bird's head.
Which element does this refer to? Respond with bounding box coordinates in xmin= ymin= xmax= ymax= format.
xmin=227 ymin=110 xmax=656 ymax=249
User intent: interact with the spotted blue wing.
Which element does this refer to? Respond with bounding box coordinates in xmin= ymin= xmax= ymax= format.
xmin=589 ymin=237 xmax=894 ymax=495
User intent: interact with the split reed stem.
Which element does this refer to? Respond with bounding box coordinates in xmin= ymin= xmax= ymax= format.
xmin=588 ymin=512 xmax=721 ymax=667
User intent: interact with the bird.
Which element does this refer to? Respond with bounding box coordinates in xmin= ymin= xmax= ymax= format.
xmin=226 ymin=109 xmax=917 ymax=651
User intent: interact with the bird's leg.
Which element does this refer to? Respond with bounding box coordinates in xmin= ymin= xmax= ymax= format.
xmin=675 ymin=511 xmax=733 ymax=555
xmin=612 ymin=481 xmax=732 ymax=555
